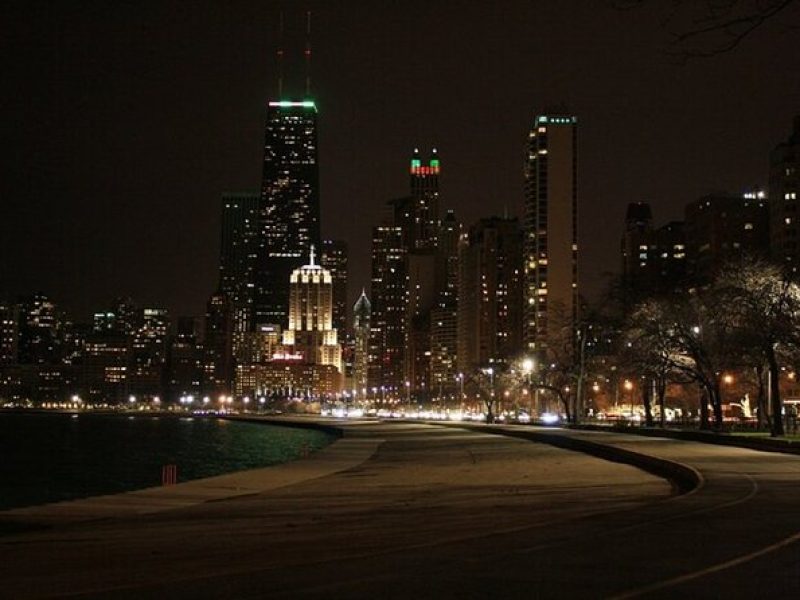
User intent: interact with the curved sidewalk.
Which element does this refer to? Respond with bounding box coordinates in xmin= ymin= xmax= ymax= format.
xmin=3 ymin=419 xmax=800 ymax=598
xmin=454 ymin=423 xmax=800 ymax=599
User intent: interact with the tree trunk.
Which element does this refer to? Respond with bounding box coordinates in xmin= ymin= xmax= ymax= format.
xmin=767 ymin=349 xmax=784 ymax=437
xmin=711 ymin=380 xmax=723 ymax=431
xmin=560 ymin=393 xmax=572 ymax=424
xmin=755 ymin=364 xmax=769 ymax=430
xmin=657 ymin=376 xmax=667 ymax=427
xmin=699 ymin=389 xmax=710 ymax=430
xmin=642 ymin=378 xmax=653 ymax=427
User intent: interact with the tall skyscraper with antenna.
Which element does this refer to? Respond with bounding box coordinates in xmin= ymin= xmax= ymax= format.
xmin=255 ymin=12 xmax=321 ymax=329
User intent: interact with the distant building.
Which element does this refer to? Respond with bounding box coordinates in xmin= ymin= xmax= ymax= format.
xmin=770 ymin=116 xmax=800 ymax=273
xmin=128 ymin=308 xmax=169 ymax=398
xmin=255 ymin=100 xmax=321 ymax=329
xmin=430 ymin=210 xmax=461 ymax=398
xmin=82 ymin=334 xmax=129 ymax=404
xmin=620 ymin=203 xmax=687 ymax=298
xmin=353 ymin=290 xmax=371 ymax=393
xmin=524 ymin=111 xmax=579 ymax=353
xmin=368 ymin=224 xmax=407 ymax=394
xmin=320 ymin=239 xmax=348 ymax=337
xmin=621 ymin=202 xmax=654 ymax=288
xmin=280 ymin=246 xmax=342 ymax=376
xmin=458 ymin=217 xmax=524 ymax=374
xmin=685 ymin=191 xmax=769 ymax=285
xmin=0 ymin=299 xmax=18 ymax=365
xmin=407 ymin=148 xmax=441 ymax=250
xmin=236 ymin=247 xmax=343 ymax=400
xmin=235 ymin=362 xmax=341 ymax=401
xmin=167 ymin=317 xmax=202 ymax=401
xmin=203 ymin=291 xmax=234 ymax=394
xmin=17 ymin=293 xmax=62 ymax=365
xmin=219 ymin=192 xmax=259 ymax=333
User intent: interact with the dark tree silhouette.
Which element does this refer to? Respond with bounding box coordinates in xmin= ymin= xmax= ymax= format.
xmin=612 ymin=0 xmax=798 ymax=61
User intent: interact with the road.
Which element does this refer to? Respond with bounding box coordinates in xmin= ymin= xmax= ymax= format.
xmin=1 ymin=420 xmax=799 ymax=598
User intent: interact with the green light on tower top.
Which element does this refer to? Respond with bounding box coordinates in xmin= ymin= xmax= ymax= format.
xmin=269 ymin=100 xmax=317 ymax=112
xmin=430 ymin=158 xmax=440 ymax=168
xmin=411 ymin=159 xmax=421 ymax=169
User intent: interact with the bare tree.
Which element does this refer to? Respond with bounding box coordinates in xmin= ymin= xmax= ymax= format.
xmin=713 ymin=259 xmax=800 ymax=436
xmin=627 ymin=292 xmax=737 ymax=430
xmin=611 ymin=0 xmax=798 ymax=61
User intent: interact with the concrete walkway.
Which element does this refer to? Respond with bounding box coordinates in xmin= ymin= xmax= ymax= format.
xmin=3 ymin=418 xmax=800 ymax=598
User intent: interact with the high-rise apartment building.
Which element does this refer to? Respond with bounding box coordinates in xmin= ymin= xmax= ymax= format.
xmin=430 ymin=210 xmax=461 ymax=398
xmin=770 ymin=116 xmax=800 ymax=273
xmin=255 ymin=100 xmax=321 ymax=329
xmin=457 ymin=217 xmax=524 ymax=374
xmin=524 ymin=112 xmax=579 ymax=352
xmin=219 ymin=192 xmax=260 ymax=333
xmin=368 ymin=225 xmax=407 ymax=394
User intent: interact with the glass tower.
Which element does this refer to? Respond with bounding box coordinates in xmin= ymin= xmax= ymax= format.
xmin=256 ymin=100 xmax=321 ymax=329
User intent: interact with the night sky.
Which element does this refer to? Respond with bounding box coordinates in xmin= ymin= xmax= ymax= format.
xmin=2 ymin=1 xmax=799 ymax=323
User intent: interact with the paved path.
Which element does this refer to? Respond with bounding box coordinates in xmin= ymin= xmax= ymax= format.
xmin=3 ymin=419 xmax=800 ymax=598
xmin=0 ymin=420 xmax=668 ymax=598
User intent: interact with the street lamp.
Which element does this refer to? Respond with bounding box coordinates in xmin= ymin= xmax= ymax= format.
xmin=522 ymin=358 xmax=535 ymax=414
xmin=405 ymin=380 xmax=411 ymax=414
xmin=624 ymin=380 xmax=634 ymax=419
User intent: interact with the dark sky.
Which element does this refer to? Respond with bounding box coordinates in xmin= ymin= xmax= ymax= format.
xmin=2 ymin=1 xmax=799 ymax=323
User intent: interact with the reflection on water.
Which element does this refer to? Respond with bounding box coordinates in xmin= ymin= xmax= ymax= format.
xmin=0 ymin=413 xmax=334 ymax=510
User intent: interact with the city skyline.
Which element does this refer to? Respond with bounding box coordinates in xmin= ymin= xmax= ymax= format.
xmin=2 ymin=2 xmax=799 ymax=322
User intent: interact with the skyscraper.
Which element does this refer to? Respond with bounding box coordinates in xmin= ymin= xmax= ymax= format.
xmin=408 ymin=148 xmax=441 ymax=250
xmin=353 ymin=290 xmax=371 ymax=393
xmin=255 ymin=100 xmax=321 ymax=328
xmin=219 ymin=192 xmax=259 ymax=333
xmin=368 ymin=224 xmax=407 ymax=393
xmin=281 ymin=247 xmax=342 ymax=376
xmin=770 ymin=116 xmax=800 ymax=273
xmin=524 ymin=112 xmax=579 ymax=352
xmin=430 ymin=210 xmax=461 ymax=399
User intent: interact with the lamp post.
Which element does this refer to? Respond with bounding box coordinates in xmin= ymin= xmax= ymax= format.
xmin=624 ymin=379 xmax=634 ymax=420
xmin=405 ymin=380 xmax=411 ymax=415
xmin=522 ymin=358 xmax=534 ymax=415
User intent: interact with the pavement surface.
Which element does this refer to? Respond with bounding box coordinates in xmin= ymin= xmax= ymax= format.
xmin=1 ymin=419 xmax=799 ymax=598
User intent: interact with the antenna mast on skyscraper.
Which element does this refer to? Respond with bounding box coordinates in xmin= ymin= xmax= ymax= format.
xmin=276 ymin=12 xmax=285 ymax=98
xmin=305 ymin=11 xmax=312 ymax=97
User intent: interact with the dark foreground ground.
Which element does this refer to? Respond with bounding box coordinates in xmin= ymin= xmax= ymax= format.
xmin=1 ymin=420 xmax=800 ymax=599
